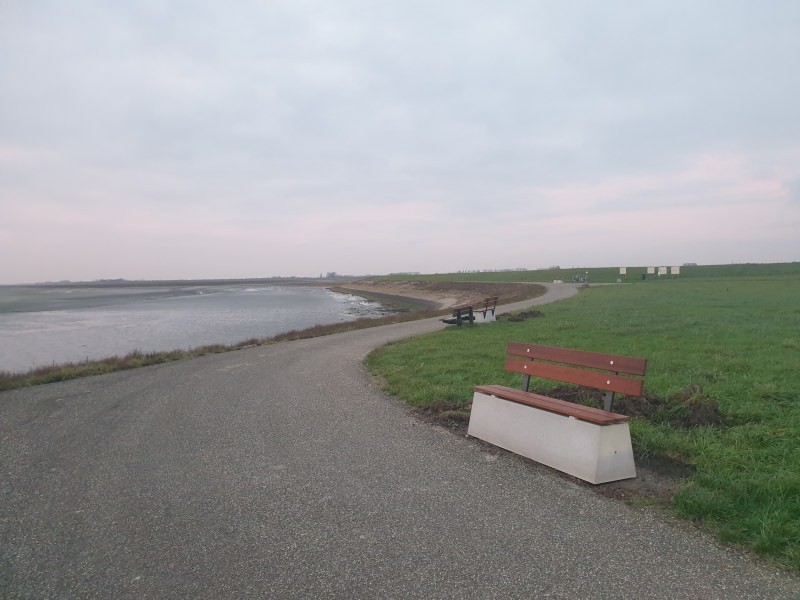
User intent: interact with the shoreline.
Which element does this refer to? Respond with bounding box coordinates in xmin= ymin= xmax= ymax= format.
xmin=335 ymin=280 xmax=540 ymax=310
xmin=330 ymin=286 xmax=442 ymax=311
xmin=0 ymin=281 xmax=546 ymax=390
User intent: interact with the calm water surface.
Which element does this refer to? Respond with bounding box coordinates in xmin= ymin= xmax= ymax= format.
xmin=0 ymin=284 xmax=390 ymax=373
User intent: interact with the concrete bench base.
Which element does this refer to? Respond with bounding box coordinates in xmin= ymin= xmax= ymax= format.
xmin=467 ymin=391 xmax=636 ymax=484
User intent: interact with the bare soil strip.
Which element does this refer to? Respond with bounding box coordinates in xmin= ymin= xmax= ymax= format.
xmin=337 ymin=280 xmax=540 ymax=309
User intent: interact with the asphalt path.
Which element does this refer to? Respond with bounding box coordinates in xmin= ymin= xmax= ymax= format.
xmin=2 ymin=284 xmax=799 ymax=599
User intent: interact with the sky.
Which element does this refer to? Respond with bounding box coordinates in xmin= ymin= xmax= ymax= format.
xmin=1 ymin=1 xmax=799 ymax=283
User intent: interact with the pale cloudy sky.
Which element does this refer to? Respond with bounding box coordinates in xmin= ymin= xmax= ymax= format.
xmin=1 ymin=1 xmax=798 ymax=283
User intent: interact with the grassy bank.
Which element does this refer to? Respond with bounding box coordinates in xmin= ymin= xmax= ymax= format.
xmin=377 ymin=262 xmax=800 ymax=284
xmin=367 ymin=278 xmax=800 ymax=570
xmin=329 ymin=287 xmax=437 ymax=312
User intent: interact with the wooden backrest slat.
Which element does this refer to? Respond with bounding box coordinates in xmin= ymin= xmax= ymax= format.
xmin=507 ymin=342 xmax=647 ymax=376
xmin=505 ymin=358 xmax=645 ymax=397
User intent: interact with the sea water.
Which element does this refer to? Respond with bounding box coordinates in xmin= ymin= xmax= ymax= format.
xmin=0 ymin=284 xmax=390 ymax=373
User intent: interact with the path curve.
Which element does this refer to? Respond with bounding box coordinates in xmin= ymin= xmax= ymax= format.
xmin=1 ymin=284 xmax=798 ymax=599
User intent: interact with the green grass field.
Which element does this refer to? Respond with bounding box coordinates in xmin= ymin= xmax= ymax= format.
xmin=378 ymin=262 xmax=800 ymax=284
xmin=367 ymin=277 xmax=800 ymax=570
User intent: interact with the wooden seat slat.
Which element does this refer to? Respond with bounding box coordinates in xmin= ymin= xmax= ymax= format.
xmin=474 ymin=384 xmax=630 ymax=425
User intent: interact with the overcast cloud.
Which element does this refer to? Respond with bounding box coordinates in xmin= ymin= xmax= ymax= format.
xmin=1 ymin=1 xmax=798 ymax=283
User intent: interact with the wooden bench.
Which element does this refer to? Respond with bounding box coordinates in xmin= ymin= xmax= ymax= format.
xmin=441 ymin=305 xmax=475 ymax=325
xmin=441 ymin=297 xmax=499 ymax=325
xmin=467 ymin=342 xmax=648 ymax=484
xmin=477 ymin=296 xmax=498 ymax=322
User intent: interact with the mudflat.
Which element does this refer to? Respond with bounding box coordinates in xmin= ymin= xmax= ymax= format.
xmin=338 ymin=279 xmax=539 ymax=309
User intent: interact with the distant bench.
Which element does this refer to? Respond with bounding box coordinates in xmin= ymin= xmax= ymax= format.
xmin=467 ymin=342 xmax=648 ymax=484
xmin=441 ymin=296 xmax=499 ymax=326
xmin=476 ymin=296 xmax=498 ymax=321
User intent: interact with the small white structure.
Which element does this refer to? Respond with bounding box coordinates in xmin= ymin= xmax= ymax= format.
xmin=469 ymin=391 xmax=636 ymax=484
xmin=475 ymin=310 xmax=495 ymax=323
xmin=474 ymin=297 xmax=498 ymax=323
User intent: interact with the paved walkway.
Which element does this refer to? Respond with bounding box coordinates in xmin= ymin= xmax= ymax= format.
xmin=2 ymin=284 xmax=799 ymax=599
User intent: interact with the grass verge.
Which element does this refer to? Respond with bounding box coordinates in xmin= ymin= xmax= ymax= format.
xmin=366 ymin=278 xmax=800 ymax=571
xmin=375 ymin=261 xmax=800 ymax=284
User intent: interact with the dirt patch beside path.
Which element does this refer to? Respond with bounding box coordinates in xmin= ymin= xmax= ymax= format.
xmin=339 ymin=280 xmax=543 ymax=309
xmin=413 ymin=401 xmax=691 ymax=509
